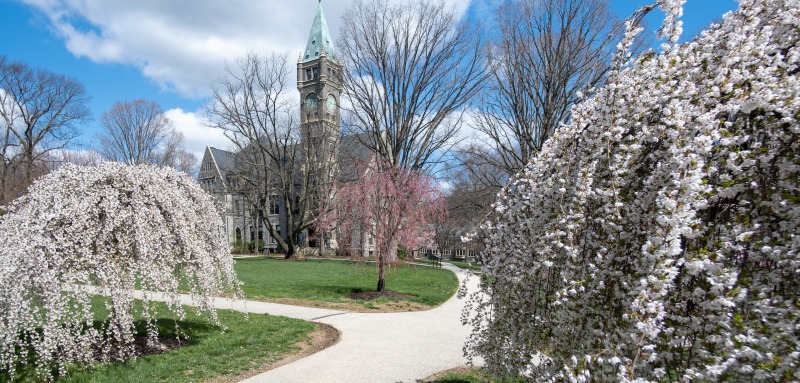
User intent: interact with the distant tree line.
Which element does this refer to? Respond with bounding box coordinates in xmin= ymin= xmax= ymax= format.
xmin=0 ymin=56 xmax=197 ymax=208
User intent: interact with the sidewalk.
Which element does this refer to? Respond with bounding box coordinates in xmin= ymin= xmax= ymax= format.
xmin=240 ymin=263 xmax=481 ymax=383
xmin=128 ymin=263 xmax=481 ymax=382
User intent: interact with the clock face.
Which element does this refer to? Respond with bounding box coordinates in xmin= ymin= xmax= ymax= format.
xmin=326 ymin=94 xmax=336 ymax=112
xmin=305 ymin=95 xmax=317 ymax=110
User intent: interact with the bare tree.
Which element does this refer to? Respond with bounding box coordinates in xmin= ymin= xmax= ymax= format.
xmin=205 ymin=52 xmax=335 ymax=259
xmin=464 ymin=0 xmax=621 ymax=189
xmin=339 ymin=0 xmax=487 ymax=172
xmin=433 ymin=156 xmax=495 ymax=261
xmin=166 ymin=149 xmax=199 ymax=175
xmin=49 ymin=149 xmax=103 ymax=168
xmin=0 ymin=56 xmax=91 ymax=205
xmin=96 ymin=99 xmax=197 ymax=173
xmin=445 ymin=156 xmax=497 ymax=224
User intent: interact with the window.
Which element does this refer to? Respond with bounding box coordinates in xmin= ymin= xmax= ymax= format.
xmin=270 ymin=195 xmax=280 ymax=215
xmin=235 ymin=228 xmax=242 ymax=242
xmin=235 ymin=200 xmax=240 ymax=215
xmin=312 ymin=66 xmax=319 ymax=79
xmin=306 ymin=68 xmax=312 ymax=80
xmin=249 ymin=226 xmax=255 ymax=242
xmin=269 ymin=225 xmax=281 ymax=244
xmin=201 ymin=177 xmax=215 ymax=187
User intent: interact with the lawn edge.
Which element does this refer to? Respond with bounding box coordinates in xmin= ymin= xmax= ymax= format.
xmin=205 ymin=323 xmax=340 ymax=383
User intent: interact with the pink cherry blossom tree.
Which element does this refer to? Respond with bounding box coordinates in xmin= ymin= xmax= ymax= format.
xmin=0 ymin=163 xmax=241 ymax=381
xmin=325 ymin=162 xmax=445 ymax=292
xmin=464 ymin=0 xmax=800 ymax=381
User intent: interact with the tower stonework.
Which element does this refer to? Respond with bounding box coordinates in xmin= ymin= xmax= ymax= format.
xmin=298 ymin=2 xmax=342 ymax=169
xmin=299 ymin=2 xmax=342 ymax=251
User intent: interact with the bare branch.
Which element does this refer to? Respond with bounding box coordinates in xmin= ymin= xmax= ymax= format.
xmin=339 ymin=0 xmax=487 ymax=171
xmin=466 ymin=0 xmax=623 ymax=189
xmin=205 ymin=52 xmax=337 ymax=258
xmin=0 ymin=56 xmax=90 ymax=204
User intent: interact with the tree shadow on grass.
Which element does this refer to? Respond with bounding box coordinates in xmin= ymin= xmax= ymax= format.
xmin=0 ymin=317 xmax=218 ymax=382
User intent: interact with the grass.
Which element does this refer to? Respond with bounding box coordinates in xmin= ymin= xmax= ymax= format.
xmin=7 ymin=257 xmax=458 ymax=381
xmin=234 ymin=257 xmax=459 ymax=309
xmin=447 ymin=260 xmax=483 ymax=272
xmin=6 ymin=298 xmax=316 ymax=383
xmin=413 ymin=259 xmax=484 ymax=272
xmin=425 ymin=367 xmax=498 ymax=382
xmin=425 ymin=367 xmax=525 ymax=383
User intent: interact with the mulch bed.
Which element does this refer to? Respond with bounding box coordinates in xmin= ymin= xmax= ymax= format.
xmin=347 ymin=290 xmax=413 ymax=301
xmin=87 ymin=335 xmax=184 ymax=363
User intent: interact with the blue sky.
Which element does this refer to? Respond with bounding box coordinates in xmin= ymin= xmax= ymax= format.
xmin=0 ymin=0 xmax=739 ymax=161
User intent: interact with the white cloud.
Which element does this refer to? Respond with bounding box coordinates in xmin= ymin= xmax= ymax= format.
xmin=451 ymin=108 xmax=492 ymax=149
xmin=164 ymin=108 xmax=227 ymax=161
xmin=21 ymin=0 xmax=350 ymax=98
xmin=21 ymin=0 xmax=471 ymax=99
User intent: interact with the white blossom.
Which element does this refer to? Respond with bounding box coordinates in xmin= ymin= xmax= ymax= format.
xmin=0 ymin=163 xmax=241 ymax=381
xmin=464 ymin=0 xmax=800 ymax=381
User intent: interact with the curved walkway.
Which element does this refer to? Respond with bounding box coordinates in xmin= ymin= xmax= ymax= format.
xmin=130 ymin=263 xmax=481 ymax=382
xmin=240 ymin=263 xmax=481 ymax=383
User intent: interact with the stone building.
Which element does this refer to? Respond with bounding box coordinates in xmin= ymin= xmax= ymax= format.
xmin=198 ymin=3 xmax=375 ymax=254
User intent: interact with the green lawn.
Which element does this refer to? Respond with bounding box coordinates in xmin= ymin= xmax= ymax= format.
xmin=6 ymin=299 xmax=316 ymax=383
xmin=425 ymin=367 xmax=520 ymax=383
xmin=425 ymin=367 xmax=496 ymax=382
xmin=447 ymin=260 xmax=483 ymax=272
xmin=6 ymin=258 xmax=458 ymax=382
xmin=412 ymin=259 xmax=484 ymax=272
xmin=235 ymin=258 xmax=459 ymax=309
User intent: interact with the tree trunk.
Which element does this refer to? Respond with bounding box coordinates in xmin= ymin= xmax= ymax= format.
xmin=376 ymin=253 xmax=386 ymax=292
xmin=387 ymin=237 xmax=398 ymax=262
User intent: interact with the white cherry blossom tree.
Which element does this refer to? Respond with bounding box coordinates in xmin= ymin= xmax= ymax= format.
xmin=0 ymin=163 xmax=240 ymax=381
xmin=464 ymin=0 xmax=800 ymax=381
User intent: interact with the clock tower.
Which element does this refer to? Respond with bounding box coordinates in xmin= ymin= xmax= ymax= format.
xmin=298 ymin=1 xmax=341 ymax=169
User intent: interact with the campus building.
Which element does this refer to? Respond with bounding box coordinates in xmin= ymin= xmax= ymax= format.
xmin=198 ymin=3 xmax=375 ymax=255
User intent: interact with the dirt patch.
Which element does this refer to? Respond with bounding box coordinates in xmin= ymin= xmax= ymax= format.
xmin=128 ymin=335 xmax=183 ymax=357
xmin=83 ymin=334 xmax=184 ymax=363
xmin=254 ymin=296 xmax=432 ymax=313
xmin=347 ymin=290 xmax=412 ymax=301
xmin=207 ymin=323 xmax=339 ymax=383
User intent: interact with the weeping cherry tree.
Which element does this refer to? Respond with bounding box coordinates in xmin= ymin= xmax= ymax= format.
xmin=464 ymin=0 xmax=800 ymax=381
xmin=0 ymin=163 xmax=240 ymax=381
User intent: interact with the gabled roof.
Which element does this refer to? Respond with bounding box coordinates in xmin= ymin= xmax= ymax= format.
xmin=208 ymin=146 xmax=236 ymax=180
xmin=302 ymin=2 xmax=337 ymax=63
xmin=337 ymin=133 xmax=375 ymax=181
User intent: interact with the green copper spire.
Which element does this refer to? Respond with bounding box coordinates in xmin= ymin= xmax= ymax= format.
xmin=302 ymin=2 xmax=337 ymax=63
